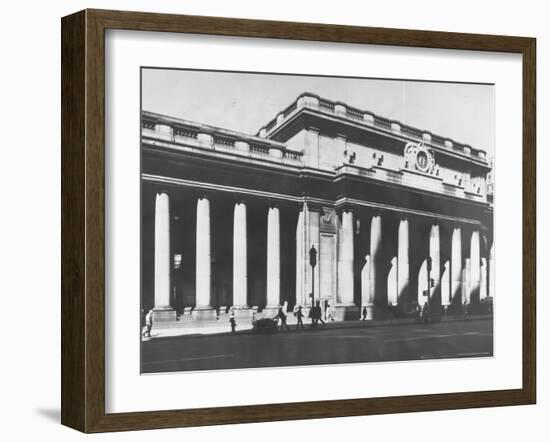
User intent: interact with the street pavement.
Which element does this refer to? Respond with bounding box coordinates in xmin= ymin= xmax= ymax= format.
xmin=141 ymin=317 xmax=493 ymax=373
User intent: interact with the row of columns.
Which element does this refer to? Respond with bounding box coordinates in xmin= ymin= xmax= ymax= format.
xmin=153 ymin=192 xmax=283 ymax=319
xmin=342 ymin=210 xmax=492 ymax=319
xmin=152 ymin=191 xmax=492 ymax=320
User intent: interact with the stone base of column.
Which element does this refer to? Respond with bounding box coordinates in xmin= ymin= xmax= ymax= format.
xmin=233 ymin=306 xmax=253 ymax=321
xmin=334 ymin=304 xmax=359 ymax=321
xmin=152 ymin=307 xmax=177 ymax=323
xmin=262 ymin=305 xmax=282 ymax=319
xmin=192 ymin=306 xmax=217 ymax=321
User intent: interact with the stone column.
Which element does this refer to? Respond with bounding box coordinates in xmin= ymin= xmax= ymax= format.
xmin=463 ymin=258 xmax=471 ymax=305
xmin=233 ymin=201 xmax=248 ymax=311
xmin=451 ymin=227 xmax=462 ymax=304
xmin=295 ymin=207 xmax=305 ymax=307
xmin=265 ymin=205 xmax=281 ymax=314
xmin=480 ymin=257 xmax=488 ymax=301
xmin=153 ymin=192 xmax=176 ymax=321
xmin=369 ymin=214 xmax=382 ymax=318
xmin=441 ymin=261 xmax=451 ymax=308
xmin=194 ymin=196 xmax=215 ymax=320
xmin=397 ymin=218 xmax=409 ymax=303
xmin=361 ymin=255 xmax=371 ymax=313
xmin=340 ymin=209 xmax=355 ymax=305
xmin=429 ymin=224 xmax=441 ymax=299
xmin=387 ymin=257 xmax=398 ymax=306
xmin=470 ymin=230 xmax=481 ymax=303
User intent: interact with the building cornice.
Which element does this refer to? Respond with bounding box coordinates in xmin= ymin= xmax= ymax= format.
xmin=258 ymin=92 xmax=490 ymax=168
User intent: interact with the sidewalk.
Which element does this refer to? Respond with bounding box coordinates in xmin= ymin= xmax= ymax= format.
xmin=141 ymin=313 xmax=493 ymax=341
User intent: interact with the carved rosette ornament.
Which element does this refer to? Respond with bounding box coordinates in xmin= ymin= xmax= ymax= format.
xmin=404 ymin=141 xmax=436 ymax=175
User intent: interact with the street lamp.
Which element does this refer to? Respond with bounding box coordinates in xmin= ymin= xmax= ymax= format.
xmin=309 ymin=245 xmax=317 ymax=308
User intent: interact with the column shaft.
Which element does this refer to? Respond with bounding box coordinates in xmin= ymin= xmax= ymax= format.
xmin=441 ymin=261 xmax=451 ymax=307
xmin=387 ymin=257 xmax=398 ymax=306
xmin=429 ymin=224 xmax=441 ymax=299
xmin=295 ymin=208 xmax=304 ymax=307
xmin=451 ymin=227 xmax=462 ymax=304
xmin=470 ymin=230 xmax=481 ymax=302
xmin=480 ymin=257 xmax=488 ymax=301
xmin=266 ymin=206 xmax=281 ymax=308
xmin=340 ymin=210 xmax=354 ymax=305
xmin=195 ymin=197 xmax=212 ymax=310
xmin=361 ymin=255 xmax=371 ymax=307
xmin=154 ymin=192 xmax=170 ymax=309
xmin=397 ymin=218 xmax=409 ymax=302
xmin=233 ymin=202 xmax=248 ymax=308
xmin=369 ymin=214 xmax=382 ymax=306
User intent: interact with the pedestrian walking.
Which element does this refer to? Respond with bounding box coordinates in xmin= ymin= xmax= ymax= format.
xmin=229 ymin=307 xmax=237 ymax=332
xmin=142 ymin=308 xmax=154 ymax=337
xmin=295 ymin=305 xmax=305 ymax=330
xmin=310 ymin=301 xmax=325 ymax=328
xmin=317 ymin=302 xmax=326 ymax=326
xmin=275 ymin=306 xmax=290 ymax=331
xmin=361 ymin=306 xmax=367 ymax=321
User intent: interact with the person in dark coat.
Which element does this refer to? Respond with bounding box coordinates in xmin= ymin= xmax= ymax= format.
xmin=295 ymin=306 xmax=305 ymax=330
xmin=316 ymin=302 xmax=326 ymax=326
xmin=310 ymin=301 xmax=325 ymax=328
xmin=229 ymin=307 xmax=237 ymax=332
xmin=275 ymin=306 xmax=290 ymax=331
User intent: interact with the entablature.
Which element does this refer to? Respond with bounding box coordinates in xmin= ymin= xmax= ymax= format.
xmin=258 ymin=93 xmax=490 ymax=173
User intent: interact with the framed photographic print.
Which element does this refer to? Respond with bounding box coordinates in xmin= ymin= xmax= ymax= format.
xmin=61 ymin=9 xmax=536 ymax=433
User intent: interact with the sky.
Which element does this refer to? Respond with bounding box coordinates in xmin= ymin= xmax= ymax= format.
xmin=142 ymin=68 xmax=494 ymax=156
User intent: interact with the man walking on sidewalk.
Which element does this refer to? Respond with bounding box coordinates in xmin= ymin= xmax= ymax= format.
xmin=295 ymin=305 xmax=305 ymax=330
xmin=229 ymin=307 xmax=237 ymax=332
xmin=276 ymin=306 xmax=290 ymax=331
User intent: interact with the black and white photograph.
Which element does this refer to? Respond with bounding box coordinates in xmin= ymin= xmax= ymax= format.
xmin=140 ymin=68 xmax=494 ymax=374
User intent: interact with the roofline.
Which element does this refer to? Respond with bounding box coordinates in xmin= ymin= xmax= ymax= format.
xmin=142 ymin=110 xmax=287 ymax=149
xmin=257 ymin=92 xmax=489 ymax=157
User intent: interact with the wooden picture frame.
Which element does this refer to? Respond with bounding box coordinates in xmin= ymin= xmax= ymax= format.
xmin=61 ymin=8 xmax=536 ymax=433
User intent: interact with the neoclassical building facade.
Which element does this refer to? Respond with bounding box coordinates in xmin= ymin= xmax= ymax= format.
xmin=141 ymin=93 xmax=494 ymax=322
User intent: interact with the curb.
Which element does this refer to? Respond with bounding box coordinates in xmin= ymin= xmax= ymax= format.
xmin=143 ymin=314 xmax=493 ymax=341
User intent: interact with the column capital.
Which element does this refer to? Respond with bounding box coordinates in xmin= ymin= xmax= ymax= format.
xmin=267 ymin=200 xmax=280 ymax=210
xmin=397 ymin=213 xmax=409 ymax=222
xmin=235 ymin=199 xmax=247 ymax=206
xmin=337 ymin=203 xmax=354 ymax=215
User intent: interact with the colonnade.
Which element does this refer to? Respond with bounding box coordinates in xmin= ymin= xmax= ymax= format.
xmin=150 ymin=191 xmax=493 ymax=321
